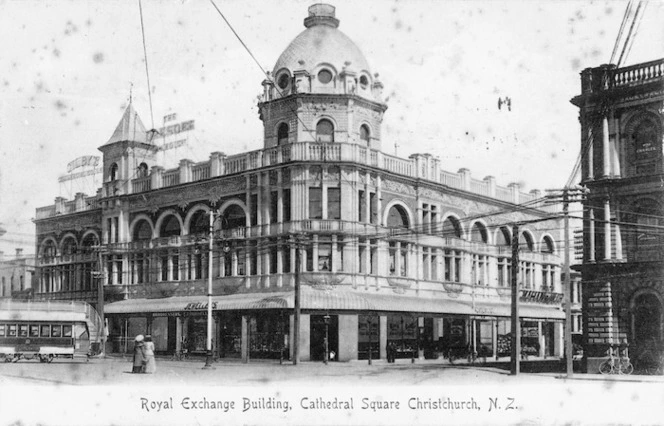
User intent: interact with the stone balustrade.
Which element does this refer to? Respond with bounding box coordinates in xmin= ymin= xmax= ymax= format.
xmin=37 ymin=142 xmax=557 ymax=219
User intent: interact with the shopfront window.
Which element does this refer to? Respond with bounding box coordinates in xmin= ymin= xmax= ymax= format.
xmin=475 ymin=320 xmax=494 ymax=358
xmin=358 ymin=315 xmax=380 ymax=360
xmin=441 ymin=318 xmax=467 ymax=358
xmin=250 ymin=313 xmax=289 ymax=360
xmin=387 ymin=315 xmax=417 ymax=359
xmin=521 ymin=321 xmax=540 ymax=357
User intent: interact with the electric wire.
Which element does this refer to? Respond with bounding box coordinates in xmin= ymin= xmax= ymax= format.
xmin=609 ymin=0 xmax=634 ymax=64
xmin=138 ymin=0 xmax=155 ymax=129
xmin=617 ymin=0 xmax=644 ymax=67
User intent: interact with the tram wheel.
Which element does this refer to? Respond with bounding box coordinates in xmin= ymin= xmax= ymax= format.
xmin=47 ymin=355 xmax=54 ymax=363
xmin=3 ymin=357 xmax=11 ymax=363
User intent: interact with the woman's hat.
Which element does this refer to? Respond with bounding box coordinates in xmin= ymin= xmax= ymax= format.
xmin=135 ymin=334 xmax=144 ymax=342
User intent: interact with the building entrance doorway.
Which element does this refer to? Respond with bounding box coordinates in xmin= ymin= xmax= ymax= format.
xmin=310 ymin=314 xmax=338 ymax=361
xmin=633 ymin=292 xmax=662 ymax=346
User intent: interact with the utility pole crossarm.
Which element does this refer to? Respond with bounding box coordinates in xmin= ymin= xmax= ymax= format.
xmin=545 ymin=187 xmax=587 ymax=379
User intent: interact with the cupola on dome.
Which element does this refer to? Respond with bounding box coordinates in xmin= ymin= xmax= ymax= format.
xmin=271 ymin=4 xmax=379 ymax=101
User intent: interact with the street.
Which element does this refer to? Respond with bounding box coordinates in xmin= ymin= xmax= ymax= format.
xmin=0 ymin=356 xmax=561 ymax=386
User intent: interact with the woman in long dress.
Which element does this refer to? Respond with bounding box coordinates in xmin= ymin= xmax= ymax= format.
xmin=144 ymin=335 xmax=156 ymax=374
xmin=132 ymin=335 xmax=146 ymax=373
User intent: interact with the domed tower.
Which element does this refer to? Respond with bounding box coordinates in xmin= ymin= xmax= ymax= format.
xmin=259 ymin=4 xmax=387 ymax=150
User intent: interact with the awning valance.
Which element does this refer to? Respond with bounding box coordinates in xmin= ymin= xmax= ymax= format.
xmin=104 ymin=287 xmax=564 ymax=320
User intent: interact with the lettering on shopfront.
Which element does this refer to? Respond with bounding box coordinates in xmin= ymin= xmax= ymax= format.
xmin=183 ymin=302 xmax=218 ymax=311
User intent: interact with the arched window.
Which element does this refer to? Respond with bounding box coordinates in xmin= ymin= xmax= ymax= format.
xmin=189 ymin=210 xmax=209 ymax=236
xmin=316 ymin=119 xmax=334 ymax=143
xmin=496 ymin=227 xmax=511 ymax=246
xmin=61 ymin=237 xmax=77 ymax=256
xmin=442 ymin=216 xmax=462 ymax=238
xmin=159 ymin=215 xmax=181 ymax=238
xmin=221 ymin=205 xmax=247 ymax=229
xmin=42 ymin=240 xmax=57 ymax=261
xmin=133 ymin=220 xmax=153 ymax=241
xmin=277 ymin=123 xmax=289 ymax=145
xmin=520 ymin=232 xmax=534 ymax=251
xmin=81 ymin=234 xmax=99 ymax=255
xmin=138 ymin=162 xmax=149 ymax=177
xmin=109 ymin=163 xmax=118 ymax=181
xmin=277 ymin=73 xmax=290 ymax=90
xmin=359 ymin=125 xmax=370 ymax=145
xmin=541 ymin=236 xmax=555 ymax=254
xmin=470 ymin=222 xmax=488 ymax=243
xmin=386 ymin=205 xmax=409 ymax=228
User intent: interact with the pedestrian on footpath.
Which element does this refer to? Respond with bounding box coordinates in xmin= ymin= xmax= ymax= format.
xmin=144 ymin=335 xmax=156 ymax=374
xmin=132 ymin=335 xmax=146 ymax=374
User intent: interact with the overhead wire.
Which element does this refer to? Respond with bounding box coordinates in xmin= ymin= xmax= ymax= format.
xmin=609 ymin=0 xmax=634 ymax=64
xmin=621 ymin=0 xmax=648 ymax=66
xmin=138 ymin=0 xmax=155 ymax=130
xmin=617 ymin=0 xmax=644 ymax=67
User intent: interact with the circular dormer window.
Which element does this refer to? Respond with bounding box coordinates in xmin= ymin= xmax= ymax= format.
xmin=318 ymin=69 xmax=333 ymax=84
xmin=277 ymin=73 xmax=290 ymax=90
xmin=359 ymin=75 xmax=369 ymax=88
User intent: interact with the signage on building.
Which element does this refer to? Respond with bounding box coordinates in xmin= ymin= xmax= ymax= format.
xmin=184 ymin=301 xmax=218 ymax=311
xmin=59 ymin=155 xmax=102 ymax=183
xmin=58 ymin=168 xmax=102 ymax=183
xmin=157 ymin=113 xmax=195 ymax=152
xmin=158 ymin=119 xmax=195 ymax=138
xmin=474 ymin=306 xmax=496 ymax=316
xmin=67 ymin=156 xmax=100 ymax=173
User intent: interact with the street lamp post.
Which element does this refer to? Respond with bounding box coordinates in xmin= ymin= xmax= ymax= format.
xmin=203 ymin=210 xmax=216 ymax=369
xmin=323 ymin=314 xmax=330 ymax=365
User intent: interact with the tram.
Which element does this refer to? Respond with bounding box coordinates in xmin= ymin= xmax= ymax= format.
xmin=0 ymin=300 xmax=103 ymax=363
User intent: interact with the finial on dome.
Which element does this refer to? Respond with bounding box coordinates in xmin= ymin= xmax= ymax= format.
xmin=304 ymin=4 xmax=340 ymax=28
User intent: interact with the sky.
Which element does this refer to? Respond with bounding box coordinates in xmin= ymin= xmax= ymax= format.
xmin=0 ymin=0 xmax=663 ymax=256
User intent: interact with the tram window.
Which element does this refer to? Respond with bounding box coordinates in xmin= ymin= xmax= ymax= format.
xmin=63 ymin=325 xmax=73 ymax=337
xmin=0 ymin=324 xmax=5 ymax=336
xmin=51 ymin=325 xmax=62 ymax=338
xmin=19 ymin=325 xmax=28 ymax=337
xmin=8 ymin=325 xmax=17 ymax=337
xmin=40 ymin=324 xmax=50 ymax=337
xmin=29 ymin=325 xmax=39 ymax=337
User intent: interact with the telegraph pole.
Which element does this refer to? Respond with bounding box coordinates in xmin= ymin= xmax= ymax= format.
xmin=546 ymin=186 xmax=586 ymax=378
xmin=293 ymin=234 xmax=301 ymax=365
xmin=563 ymin=191 xmax=573 ymax=377
xmin=204 ymin=210 xmax=215 ymax=369
xmin=91 ymin=244 xmax=107 ymax=357
xmin=510 ymin=223 xmax=520 ymax=375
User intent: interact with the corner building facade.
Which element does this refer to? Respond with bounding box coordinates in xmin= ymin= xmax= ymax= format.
xmin=35 ymin=4 xmax=564 ymax=362
xmin=571 ymin=59 xmax=664 ymax=373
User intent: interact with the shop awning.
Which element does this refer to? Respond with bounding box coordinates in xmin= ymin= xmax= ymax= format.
xmin=470 ymin=302 xmax=565 ymax=320
xmin=105 ymin=287 xmax=564 ymax=320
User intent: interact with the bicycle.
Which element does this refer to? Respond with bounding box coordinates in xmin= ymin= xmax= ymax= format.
xmin=599 ymin=346 xmax=633 ymax=375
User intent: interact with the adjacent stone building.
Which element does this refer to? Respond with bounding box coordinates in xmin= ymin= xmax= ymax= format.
xmin=34 ymin=4 xmax=564 ymax=362
xmin=571 ymin=58 xmax=664 ymax=372
xmin=0 ymin=249 xmax=34 ymax=300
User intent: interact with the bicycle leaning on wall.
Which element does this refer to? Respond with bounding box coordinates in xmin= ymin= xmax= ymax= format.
xmin=599 ymin=344 xmax=633 ymax=375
